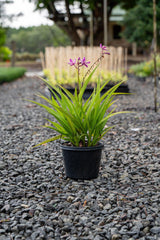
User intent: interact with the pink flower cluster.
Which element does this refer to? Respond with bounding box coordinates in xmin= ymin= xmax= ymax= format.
xmin=100 ymin=43 xmax=110 ymax=55
xmin=68 ymin=57 xmax=90 ymax=68
xmin=68 ymin=44 xmax=110 ymax=69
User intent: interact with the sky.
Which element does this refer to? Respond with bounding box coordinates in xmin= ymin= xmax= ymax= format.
xmin=4 ymin=0 xmax=53 ymax=28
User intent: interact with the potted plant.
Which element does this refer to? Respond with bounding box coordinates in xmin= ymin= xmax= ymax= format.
xmin=29 ymin=44 xmax=126 ymax=180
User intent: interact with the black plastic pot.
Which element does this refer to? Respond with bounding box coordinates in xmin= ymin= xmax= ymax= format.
xmin=49 ymin=83 xmax=129 ymax=100
xmin=61 ymin=142 xmax=104 ymax=180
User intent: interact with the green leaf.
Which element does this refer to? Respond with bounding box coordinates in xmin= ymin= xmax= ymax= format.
xmin=33 ymin=135 xmax=62 ymax=148
xmin=27 ymin=75 xmax=131 ymax=147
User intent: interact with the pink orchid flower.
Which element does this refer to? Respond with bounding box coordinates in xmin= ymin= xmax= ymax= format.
xmin=81 ymin=57 xmax=90 ymax=67
xmin=68 ymin=58 xmax=76 ymax=66
xmin=100 ymin=43 xmax=110 ymax=55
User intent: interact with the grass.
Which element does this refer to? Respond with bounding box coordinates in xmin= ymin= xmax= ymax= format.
xmin=0 ymin=67 xmax=26 ymax=84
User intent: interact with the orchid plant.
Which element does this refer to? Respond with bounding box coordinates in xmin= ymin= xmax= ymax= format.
xmin=29 ymin=44 xmax=126 ymax=147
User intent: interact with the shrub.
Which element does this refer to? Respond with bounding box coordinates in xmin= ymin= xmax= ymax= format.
xmin=15 ymin=52 xmax=39 ymax=61
xmin=0 ymin=67 xmax=26 ymax=84
xmin=0 ymin=46 xmax=12 ymax=61
xmin=129 ymin=55 xmax=160 ymax=77
xmin=129 ymin=62 xmax=149 ymax=77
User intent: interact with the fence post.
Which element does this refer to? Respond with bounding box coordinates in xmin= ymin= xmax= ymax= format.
xmin=11 ymin=40 xmax=16 ymax=67
xmin=132 ymin=42 xmax=137 ymax=57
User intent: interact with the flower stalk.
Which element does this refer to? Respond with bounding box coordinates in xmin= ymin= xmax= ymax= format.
xmin=68 ymin=44 xmax=110 ymax=91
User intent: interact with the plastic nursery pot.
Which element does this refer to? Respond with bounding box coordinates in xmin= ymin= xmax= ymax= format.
xmin=61 ymin=142 xmax=104 ymax=180
xmin=48 ymin=84 xmax=130 ymax=100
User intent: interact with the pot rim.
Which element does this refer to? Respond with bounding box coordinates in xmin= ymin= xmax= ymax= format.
xmin=61 ymin=142 xmax=104 ymax=151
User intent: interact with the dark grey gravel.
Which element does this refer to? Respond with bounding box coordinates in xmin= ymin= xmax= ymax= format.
xmin=0 ymin=75 xmax=160 ymax=240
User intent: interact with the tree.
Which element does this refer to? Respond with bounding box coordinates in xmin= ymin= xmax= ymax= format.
xmin=30 ymin=0 xmax=138 ymax=46
xmin=153 ymin=0 xmax=158 ymax=112
xmin=6 ymin=25 xmax=71 ymax=53
xmin=122 ymin=0 xmax=160 ymax=49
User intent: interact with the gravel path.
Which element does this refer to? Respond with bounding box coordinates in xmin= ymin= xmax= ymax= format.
xmin=0 ymin=76 xmax=160 ymax=240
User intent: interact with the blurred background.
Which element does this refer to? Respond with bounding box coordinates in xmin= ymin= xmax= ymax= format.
xmin=0 ymin=0 xmax=160 ymax=77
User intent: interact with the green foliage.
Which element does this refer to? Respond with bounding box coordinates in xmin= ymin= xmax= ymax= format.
xmin=0 ymin=27 xmax=6 ymax=47
xmin=129 ymin=63 xmax=150 ymax=77
xmin=0 ymin=67 xmax=26 ymax=84
xmin=0 ymin=46 xmax=12 ymax=61
xmin=29 ymin=75 xmax=126 ymax=147
xmin=29 ymin=0 xmax=138 ymax=45
xmin=129 ymin=55 xmax=160 ymax=77
xmin=43 ymin=68 xmax=128 ymax=87
xmin=0 ymin=27 xmax=12 ymax=61
xmin=6 ymin=25 xmax=71 ymax=53
xmin=122 ymin=0 xmax=160 ymax=48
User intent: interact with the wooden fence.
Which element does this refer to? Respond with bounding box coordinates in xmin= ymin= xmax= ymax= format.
xmin=40 ymin=46 xmax=127 ymax=80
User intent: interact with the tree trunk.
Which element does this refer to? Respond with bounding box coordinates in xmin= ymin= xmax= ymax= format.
xmin=64 ymin=0 xmax=80 ymax=46
xmin=153 ymin=0 xmax=158 ymax=112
